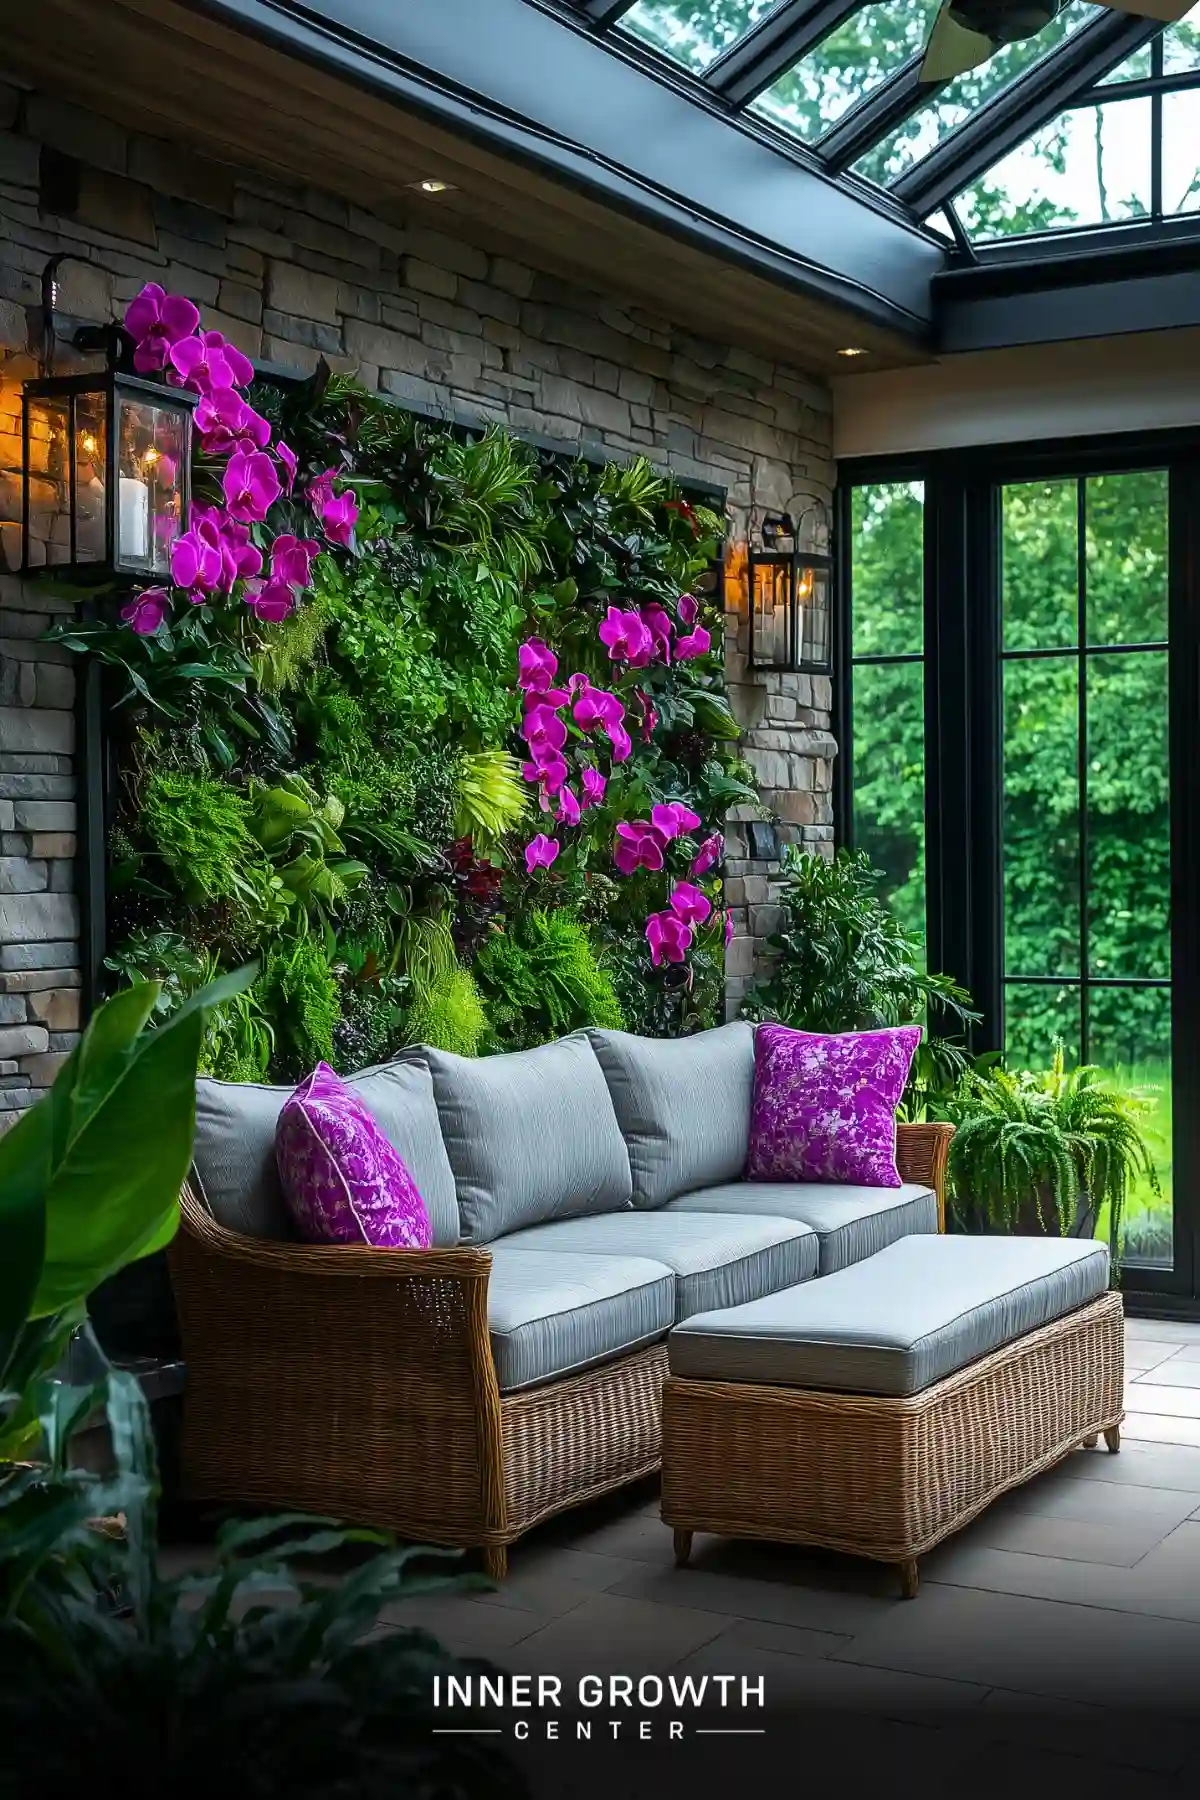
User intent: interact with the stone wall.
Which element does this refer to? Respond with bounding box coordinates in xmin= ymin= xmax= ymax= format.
xmin=0 ymin=81 xmax=836 ymax=1093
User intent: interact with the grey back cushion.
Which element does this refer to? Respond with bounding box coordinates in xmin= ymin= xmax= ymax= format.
xmin=424 ymin=1034 xmax=633 ymax=1244
xmin=191 ymin=1054 xmax=460 ymax=1246
xmin=588 ymin=1022 xmax=756 ymax=1209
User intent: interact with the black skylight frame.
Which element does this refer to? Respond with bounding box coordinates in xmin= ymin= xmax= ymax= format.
xmin=555 ymin=0 xmax=1200 ymax=265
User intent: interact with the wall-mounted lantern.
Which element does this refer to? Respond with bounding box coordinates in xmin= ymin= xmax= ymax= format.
xmin=20 ymin=255 xmax=194 ymax=582
xmin=747 ymin=501 xmax=832 ymax=675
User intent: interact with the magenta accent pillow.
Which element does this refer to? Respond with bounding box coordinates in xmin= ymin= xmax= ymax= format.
xmin=747 ymin=1023 xmax=921 ymax=1188
xmin=275 ymin=1062 xmax=432 ymax=1248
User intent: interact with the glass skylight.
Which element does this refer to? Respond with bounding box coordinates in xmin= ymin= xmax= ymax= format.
xmin=852 ymin=2 xmax=1099 ymax=187
xmin=618 ymin=0 xmax=780 ymax=72
xmin=956 ymin=98 xmax=1152 ymax=241
xmin=750 ymin=1 xmax=942 ymax=144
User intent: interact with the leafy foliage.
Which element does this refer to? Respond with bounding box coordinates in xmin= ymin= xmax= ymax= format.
xmin=405 ymin=966 xmax=488 ymax=1058
xmin=476 ymin=910 xmax=625 ymax=1050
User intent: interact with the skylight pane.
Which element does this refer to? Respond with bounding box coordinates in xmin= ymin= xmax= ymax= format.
xmin=956 ymin=97 xmax=1152 ymax=241
xmin=853 ymin=2 xmax=1099 ymax=188
xmin=750 ymin=1 xmax=943 ymax=144
xmin=1163 ymin=90 xmax=1200 ymax=214
xmin=1097 ymin=43 xmax=1153 ymax=86
xmin=619 ymin=0 xmax=780 ymax=72
xmin=1163 ymin=11 xmax=1200 ymax=75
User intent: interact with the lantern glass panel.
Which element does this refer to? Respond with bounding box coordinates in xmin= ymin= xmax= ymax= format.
xmin=800 ymin=565 xmax=830 ymax=669
xmin=754 ymin=559 xmax=791 ymax=667
xmin=25 ymin=392 xmax=71 ymax=570
xmin=116 ymin=390 xmax=186 ymax=577
xmin=74 ymin=391 xmax=108 ymax=567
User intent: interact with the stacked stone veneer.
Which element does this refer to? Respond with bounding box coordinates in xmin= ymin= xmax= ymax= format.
xmin=0 ymin=82 xmax=837 ymax=1088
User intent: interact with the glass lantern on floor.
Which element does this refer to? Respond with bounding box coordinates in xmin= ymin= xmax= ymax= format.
xmin=747 ymin=501 xmax=833 ymax=674
xmin=20 ymin=368 xmax=195 ymax=582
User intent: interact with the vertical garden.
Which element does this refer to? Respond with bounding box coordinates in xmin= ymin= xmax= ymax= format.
xmin=57 ymin=288 xmax=754 ymax=1081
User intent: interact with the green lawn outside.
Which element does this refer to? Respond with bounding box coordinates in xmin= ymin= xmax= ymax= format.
xmin=1087 ymin=1058 xmax=1173 ymax=1265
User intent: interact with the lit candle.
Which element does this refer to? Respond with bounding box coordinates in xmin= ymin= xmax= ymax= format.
xmin=119 ymin=476 xmax=149 ymax=560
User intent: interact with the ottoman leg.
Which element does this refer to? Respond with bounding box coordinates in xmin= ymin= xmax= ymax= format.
xmin=1082 ymin=1433 xmax=1099 ymax=1449
xmin=483 ymin=1546 xmax=508 ymax=1581
xmin=673 ymin=1528 xmax=694 ymax=1568
xmin=1104 ymin=1425 xmax=1121 ymax=1453
xmin=899 ymin=1559 xmax=920 ymax=1600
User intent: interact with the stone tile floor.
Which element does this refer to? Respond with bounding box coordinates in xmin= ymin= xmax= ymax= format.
xmin=373 ymin=1315 xmax=1200 ymax=1797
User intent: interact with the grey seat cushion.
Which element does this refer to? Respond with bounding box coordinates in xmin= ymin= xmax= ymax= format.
xmin=486 ymin=1245 xmax=675 ymax=1393
xmin=588 ymin=1023 xmax=756 ymax=1208
xmin=500 ymin=1210 xmax=817 ymax=1320
xmin=192 ymin=1054 xmax=459 ymax=1246
xmin=424 ymin=1034 xmax=632 ymax=1244
xmin=669 ymin=1234 xmax=1111 ymax=1397
xmin=667 ymin=1180 xmax=938 ymax=1273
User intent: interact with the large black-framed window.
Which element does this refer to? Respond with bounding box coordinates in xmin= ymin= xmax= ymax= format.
xmin=837 ymin=432 xmax=1200 ymax=1311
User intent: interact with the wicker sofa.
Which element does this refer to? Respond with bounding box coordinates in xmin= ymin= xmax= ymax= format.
xmin=169 ymin=1022 xmax=951 ymax=1577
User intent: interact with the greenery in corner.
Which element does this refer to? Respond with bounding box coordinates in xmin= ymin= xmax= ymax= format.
xmin=946 ymin=1048 xmax=1161 ymax=1256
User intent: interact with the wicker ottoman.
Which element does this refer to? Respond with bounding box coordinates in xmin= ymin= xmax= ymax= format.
xmin=661 ymin=1235 xmax=1124 ymax=1598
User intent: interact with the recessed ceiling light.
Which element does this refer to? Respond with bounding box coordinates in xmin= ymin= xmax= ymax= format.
xmin=410 ymin=178 xmax=456 ymax=195
xmin=837 ymin=346 xmax=868 ymax=358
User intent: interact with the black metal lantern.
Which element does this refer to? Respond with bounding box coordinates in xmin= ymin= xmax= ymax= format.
xmin=747 ymin=504 xmax=832 ymax=675
xmin=20 ymin=260 xmax=195 ymax=583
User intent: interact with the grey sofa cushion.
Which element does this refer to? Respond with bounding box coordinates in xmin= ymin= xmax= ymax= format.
xmin=192 ymin=1055 xmax=460 ymax=1247
xmin=588 ymin=1023 xmax=756 ymax=1209
xmin=669 ymin=1235 xmax=1110 ymax=1397
xmin=486 ymin=1245 xmax=675 ymax=1392
xmin=667 ymin=1180 xmax=938 ymax=1273
xmin=424 ymin=1035 xmax=632 ymax=1244
xmin=500 ymin=1210 xmax=817 ymax=1320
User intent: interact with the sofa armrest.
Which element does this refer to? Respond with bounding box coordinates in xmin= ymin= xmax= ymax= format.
xmin=167 ymin=1183 xmax=506 ymax=1548
xmin=896 ymin=1122 xmax=954 ymax=1233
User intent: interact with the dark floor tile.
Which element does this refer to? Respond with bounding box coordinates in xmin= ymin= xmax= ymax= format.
xmin=1058 ymin=1439 xmax=1200 ymax=1492
xmin=833 ymin=1583 xmax=1200 ymax=1713
xmin=945 ymin=1508 xmax=1170 ymax=1568
xmin=607 ymin=1555 xmax=895 ymax=1637
xmin=497 ymin=1591 xmax=731 ymax=1677
xmin=993 ymin=1470 xmax=1198 ymax=1536
xmin=1124 ymin=1414 xmax=1200 ymax=1448
xmin=474 ymin=1547 xmax=647 ymax=1617
xmin=706 ymin=1615 xmax=852 ymax=1660
xmin=670 ymin=1634 xmax=988 ymax=1718
xmin=978 ymin=1687 xmax=1196 ymax=1774
xmin=380 ymin=1591 xmax=554 ymax=1653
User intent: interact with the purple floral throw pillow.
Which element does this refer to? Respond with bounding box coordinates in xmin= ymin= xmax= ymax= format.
xmin=276 ymin=1062 xmax=432 ymax=1249
xmin=747 ymin=1023 xmax=921 ymax=1188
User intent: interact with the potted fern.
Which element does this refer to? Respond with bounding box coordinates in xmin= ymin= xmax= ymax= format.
xmin=948 ymin=1047 xmax=1161 ymax=1255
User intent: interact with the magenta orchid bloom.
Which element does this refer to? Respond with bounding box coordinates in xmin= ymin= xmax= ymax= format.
xmin=526 ymin=686 xmax=569 ymax=711
xmin=124 ymin=285 xmax=200 ymax=375
xmin=522 ymin=703 xmax=568 ymax=758
xmin=725 ymin=909 xmax=735 ymax=948
xmin=675 ymin=625 xmax=712 ymax=661
xmin=219 ymin=519 xmax=263 ymax=588
xmin=557 ymin=786 xmax=582 ymax=828
xmin=608 ymin=724 xmax=633 ymax=765
xmin=568 ymin=672 xmax=590 ymax=695
xmin=669 ymin=880 xmax=712 ymax=927
xmin=581 ymin=766 xmax=607 ymax=809
xmin=120 ymin=587 xmax=170 ymax=636
xmin=535 ymin=752 xmax=570 ymax=797
xmin=646 ymin=910 xmax=693 ymax=968
xmin=223 ymin=448 xmax=281 ymax=523
xmin=691 ymin=830 xmax=723 ymax=875
xmin=170 ymin=512 xmax=224 ymax=595
xmin=599 ymin=606 xmax=654 ymax=664
xmin=641 ymin=604 xmax=674 ymax=663
xmin=168 ymin=333 xmax=236 ymax=396
xmin=244 ymin=576 xmax=296 ymax=623
xmin=194 ymin=388 xmax=269 ymax=457
xmin=525 ymin=834 xmax=560 ymax=874
xmin=573 ymin=687 xmax=618 ymax=733
xmin=518 ymin=638 xmax=558 ymax=694
xmin=320 ymin=488 xmax=358 ymax=548
xmin=614 ymin=821 xmax=667 ymax=875
xmin=676 ymin=593 xmax=699 ymax=627
xmin=277 ymin=440 xmax=298 ymax=494
xmin=308 ymin=469 xmax=335 ymax=512
xmin=651 ymin=801 xmax=702 ymax=841
xmin=270 ymin=534 xmax=321 ymax=590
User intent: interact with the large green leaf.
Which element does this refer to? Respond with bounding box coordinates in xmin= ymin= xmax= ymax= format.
xmin=0 ymin=1083 xmax=57 ymax=1355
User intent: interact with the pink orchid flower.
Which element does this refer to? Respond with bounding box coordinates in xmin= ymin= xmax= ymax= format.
xmin=119 ymin=587 xmax=170 ymax=636
xmin=608 ymin=724 xmax=633 ymax=765
xmin=525 ymin=686 xmax=570 ymax=711
xmin=220 ymin=520 xmax=263 ymax=588
xmin=581 ymin=767 xmax=607 ymax=809
xmin=599 ymin=605 xmax=654 ymax=664
xmin=223 ymin=448 xmax=281 ymax=523
xmin=725 ymin=909 xmax=735 ymax=948
xmin=522 ymin=703 xmax=568 ymax=759
xmin=691 ymin=830 xmax=723 ymax=875
xmin=614 ymin=821 xmax=667 ymax=875
xmin=244 ymin=576 xmax=296 ymax=623
xmin=641 ymin=603 xmax=674 ymax=663
xmin=276 ymin=440 xmax=298 ymax=494
xmin=557 ymin=786 xmax=581 ymax=828
xmin=124 ymin=285 xmax=199 ymax=375
xmin=646 ymin=910 xmax=693 ymax=968
xmin=573 ymin=686 xmax=624 ymax=734
xmin=168 ymin=333 xmax=236 ymax=396
xmin=669 ymin=880 xmax=712 ymax=927
xmin=170 ymin=511 xmax=224 ymax=595
xmin=525 ymin=834 xmax=560 ymax=873
xmin=675 ymin=625 xmax=712 ymax=661
xmin=320 ymin=489 xmax=358 ymax=548
xmin=651 ymin=802 xmax=702 ymax=841
xmin=194 ymin=388 xmax=269 ymax=457
xmin=518 ymin=638 xmax=558 ymax=693
xmin=271 ymin=534 xmax=321 ymax=591
xmin=677 ymin=593 xmax=699 ymax=627
xmin=567 ymin=672 xmax=590 ymax=696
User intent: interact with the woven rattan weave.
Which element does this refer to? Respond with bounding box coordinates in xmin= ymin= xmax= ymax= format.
xmin=168 ymin=1123 xmax=952 ymax=1576
xmin=661 ymin=1288 xmax=1124 ymax=1597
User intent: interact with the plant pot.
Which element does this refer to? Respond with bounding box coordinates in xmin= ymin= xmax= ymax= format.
xmin=955 ymin=1189 xmax=1095 ymax=1239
